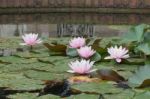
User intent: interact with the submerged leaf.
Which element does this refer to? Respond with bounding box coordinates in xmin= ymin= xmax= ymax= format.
xmin=68 ymin=76 xmax=101 ymax=84
xmin=39 ymin=80 xmax=81 ymax=97
xmin=91 ymin=69 xmax=125 ymax=83
xmin=43 ymin=43 xmax=67 ymax=55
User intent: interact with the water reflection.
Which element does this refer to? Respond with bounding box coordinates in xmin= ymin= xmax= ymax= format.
xmin=1 ymin=13 xmax=146 ymax=37
xmin=0 ymin=24 xmax=129 ymax=37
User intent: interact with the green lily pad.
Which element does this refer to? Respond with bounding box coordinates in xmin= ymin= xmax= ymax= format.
xmin=71 ymin=82 xmax=123 ymax=94
xmin=128 ymin=65 xmax=150 ymax=88
xmin=68 ymin=94 xmax=100 ymax=99
xmin=66 ymin=48 xmax=78 ymax=57
xmin=15 ymin=51 xmax=49 ymax=58
xmin=123 ymin=24 xmax=147 ymax=42
xmin=104 ymin=89 xmax=135 ymax=99
xmin=8 ymin=93 xmax=60 ymax=99
xmin=0 ymin=56 xmax=37 ymax=64
xmin=0 ymin=73 xmax=43 ymax=90
xmin=133 ymin=91 xmax=150 ymax=99
xmin=24 ymin=70 xmax=71 ymax=80
xmin=137 ymin=43 xmax=150 ymax=55
xmin=91 ymin=52 xmax=101 ymax=62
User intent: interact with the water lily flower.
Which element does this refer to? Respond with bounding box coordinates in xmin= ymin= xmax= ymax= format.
xmin=67 ymin=59 xmax=96 ymax=74
xmin=20 ymin=33 xmax=42 ymax=46
xmin=104 ymin=46 xmax=129 ymax=63
xmin=69 ymin=37 xmax=86 ymax=48
xmin=77 ymin=46 xmax=96 ymax=59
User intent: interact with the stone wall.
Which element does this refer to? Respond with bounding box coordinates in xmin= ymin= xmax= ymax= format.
xmin=0 ymin=0 xmax=150 ymax=8
xmin=0 ymin=13 xmax=150 ymax=24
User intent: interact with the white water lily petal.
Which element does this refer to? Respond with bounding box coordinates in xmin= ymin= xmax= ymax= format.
xmin=105 ymin=46 xmax=129 ymax=63
xmin=77 ymin=46 xmax=96 ymax=59
xmin=20 ymin=43 xmax=27 ymax=46
xmin=68 ymin=59 xmax=95 ymax=74
xmin=69 ymin=37 xmax=85 ymax=48
xmin=20 ymin=33 xmax=42 ymax=46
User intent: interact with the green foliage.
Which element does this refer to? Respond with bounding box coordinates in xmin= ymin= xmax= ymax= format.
xmin=123 ymin=24 xmax=150 ymax=55
xmin=128 ymin=65 xmax=150 ymax=88
xmin=91 ymin=52 xmax=101 ymax=62
xmin=137 ymin=43 xmax=150 ymax=55
xmin=123 ymin=24 xmax=149 ymax=42
xmin=132 ymin=91 xmax=150 ymax=99
xmin=72 ymin=82 xmax=123 ymax=94
xmin=66 ymin=48 xmax=78 ymax=57
xmin=0 ymin=37 xmax=149 ymax=98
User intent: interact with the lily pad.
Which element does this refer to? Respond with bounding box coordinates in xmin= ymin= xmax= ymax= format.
xmin=71 ymin=82 xmax=123 ymax=94
xmin=104 ymin=89 xmax=135 ymax=99
xmin=137 ymin=43 xmax=150 ymax=55
xmin=128 ymin=65 xmax=150 ymax=88
xmin=91 ymin=52 xmax=101 ymax=62
xmin=133 ymin=91 xmax=150 ymax=99
xmin=0 ymin=73 xmax=43 ymax=90
xmin=66 ymin=48 xmax=78 ymax=57
xmin=68 ymin=94 xmax=100 ymax=99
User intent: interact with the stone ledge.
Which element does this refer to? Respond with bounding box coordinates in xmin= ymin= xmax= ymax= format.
xmin=0 ymin=8 xmax=150 ymax=14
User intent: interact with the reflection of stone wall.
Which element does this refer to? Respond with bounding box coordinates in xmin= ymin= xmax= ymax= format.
xmin=0 ymin=24 xmax=129 ymax=37
xmin=0 ymin=24 xmax=27 ymax=37
xmin=0 ymin=0 xmax=150 ymax=8
xmin=57 ymin=24 xmax=94 ymax=37
xmin=0 ymin=24 xmax=57 ymax=37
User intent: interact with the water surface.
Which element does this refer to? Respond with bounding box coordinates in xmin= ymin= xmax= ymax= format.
xmin=0 ymin=13 xmax=148 ymax=37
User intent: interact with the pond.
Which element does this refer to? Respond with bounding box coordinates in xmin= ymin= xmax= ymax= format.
xmin=0 ymin=13 xmax=135 ymax=37
xmin=0 ymin=13 xmax=149 ymax=99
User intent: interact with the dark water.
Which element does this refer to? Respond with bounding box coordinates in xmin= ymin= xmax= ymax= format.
xmin=1 ymin=13 xmax=148 ymax=37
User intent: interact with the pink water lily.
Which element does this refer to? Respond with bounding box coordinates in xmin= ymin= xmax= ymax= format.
xmin=67 ymin=59 xmax=96 ymax=74
xmin=20 ymin=33 xmax=42 ymax=46
xmin=69 ymin=37 xmax=86 ymax=48
xmin=105 ymin=46 xmax=129 ymax=63
xmin=77 ymin=46 xmax=96 ymax=59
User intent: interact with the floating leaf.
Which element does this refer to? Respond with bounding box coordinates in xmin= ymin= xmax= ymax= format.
xmin=8 ymin=93 xmax=38 ymax=99
xmin=91 ymin=52 xmax=101 ymax=62
xmin=8 ymin=93 xmax=61 ymax=99
xmin=24 ymin=70 xmax=71 ymax=81
xmin=15 ymin=51 xmax=49 ymax=58
xmin=128 ymin=65 xmax=150 ymax=88
xmin=123 ymin=58 xmax=145 ymax=65
xmin=69 ymin=94 xmax=100 ymax=99
xmin=133 ymin=91 xmax=150 ymax=99
xmin=91 ymin=39 xmax=104 ymax=53
xmin=104 ymin=89 xmax=135 ymax=99
xmin=144 ymin=32 xmax=150 ymax=42
xmin=72 ymin=82 xmax=123 ymax=94
xmin=123 ymin=24 xmax=148 ymax=42
xmin=137 ymin=43 xmax=150 ymax=55
xmin=0 ymin=73 xmax=43 ymax=90
xmin=66 ymin=48 xmax=78 ymax=57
